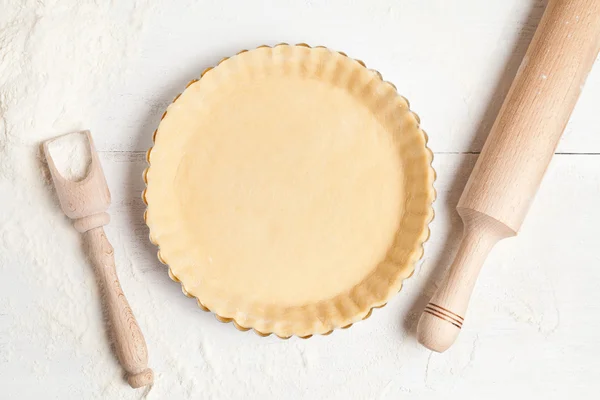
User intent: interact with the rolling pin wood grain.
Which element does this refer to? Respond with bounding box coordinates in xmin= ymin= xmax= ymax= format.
xmin=43 ymin=131 xmax=153 ymax=388
xmin=418 ymin=0 xmax=600 ymax=352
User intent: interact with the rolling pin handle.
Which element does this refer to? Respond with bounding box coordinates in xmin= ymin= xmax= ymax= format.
xmin=417 ymin=209 xmax=514 ymax=352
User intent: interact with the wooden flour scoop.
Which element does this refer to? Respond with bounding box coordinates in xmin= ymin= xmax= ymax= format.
xmin=417 ymin=0 xmax=600 ymax=352
xmin=43 ymin=131 xmax=153 ymax=388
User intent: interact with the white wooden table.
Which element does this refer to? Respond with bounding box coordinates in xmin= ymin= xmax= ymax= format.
xmin=1 ymin=1 xmax=599 ymax=398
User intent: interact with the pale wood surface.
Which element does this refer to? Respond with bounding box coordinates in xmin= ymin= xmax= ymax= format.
xmin=80 ymin=1 xmax=600 ymax=156
xmin=2 ymin=0 xmax=600 ymax=398
xmin=418 ymin=0 xmax=600 ymax=352
xmin=43 ymin=133 xmax=153 ymax=388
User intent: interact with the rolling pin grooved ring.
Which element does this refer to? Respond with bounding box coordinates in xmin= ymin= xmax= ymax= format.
xmin=424 ymin=303 xmax=463 ymax=329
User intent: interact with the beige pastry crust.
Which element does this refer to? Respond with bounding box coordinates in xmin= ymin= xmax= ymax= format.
xmin=143 ymin=44 xmax=435 ymax=338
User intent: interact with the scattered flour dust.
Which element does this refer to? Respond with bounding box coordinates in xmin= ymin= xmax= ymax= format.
xmin=0 ymin=1 xmax=158 ymax=399
xmin=46 ymin=131 xmax=92 ymax=181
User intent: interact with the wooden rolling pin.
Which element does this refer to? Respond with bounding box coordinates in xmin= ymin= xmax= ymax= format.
xmin=43 ymin=131 xmax=153 ymax=388
xmin=417 ymin=0 xmax=600 ymax=352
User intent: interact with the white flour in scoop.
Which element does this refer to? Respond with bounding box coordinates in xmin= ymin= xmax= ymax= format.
xmin=46 ymin=132 xmax=92 ymax=181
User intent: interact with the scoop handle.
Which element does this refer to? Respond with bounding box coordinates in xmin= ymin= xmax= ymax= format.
xmin=85 ymin=227 xmax=153 ymax=388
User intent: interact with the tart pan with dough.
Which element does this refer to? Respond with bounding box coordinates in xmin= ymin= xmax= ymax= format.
xmin=143 ymin=44 xmax=435 ymax=338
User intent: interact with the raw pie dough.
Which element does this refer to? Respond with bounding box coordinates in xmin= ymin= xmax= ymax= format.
xmin=144 ymin=45 xmax=434 ymax=337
